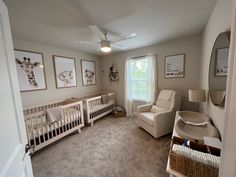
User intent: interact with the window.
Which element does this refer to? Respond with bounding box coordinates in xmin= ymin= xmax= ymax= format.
xmin=126 ymin=56 xmax=154 ymax=101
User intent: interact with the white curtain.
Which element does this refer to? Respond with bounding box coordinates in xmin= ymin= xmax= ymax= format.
xmin=124 ymin=61 xmax=133 ymax=116
xmin=150 ymin=55 xmax=157 ymax=104
xmin=124 ymin=55 xmax=157 ymax=116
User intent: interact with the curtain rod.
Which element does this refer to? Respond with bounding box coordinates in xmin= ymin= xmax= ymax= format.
xmin=129 ymin=54 xmax=155 ymax=60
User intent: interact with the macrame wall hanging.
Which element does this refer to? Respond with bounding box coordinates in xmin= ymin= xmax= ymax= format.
xmin=109 ymin=64 xmax=119 ymax=81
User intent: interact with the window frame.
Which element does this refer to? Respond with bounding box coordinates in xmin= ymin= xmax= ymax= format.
xmin=127 ymin=57 xmax=152 ymax=101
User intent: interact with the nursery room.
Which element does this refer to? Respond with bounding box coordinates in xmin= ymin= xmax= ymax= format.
xmin=1 ymin=0 xmax=236 ymax=177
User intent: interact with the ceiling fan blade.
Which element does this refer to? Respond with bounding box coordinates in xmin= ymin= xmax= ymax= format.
xmin=79 ymin=41 xmax=100 ymax=44
xmin=89 ymin=25 xmax=106 ymax=40
xmin=110 ymin=33 xmax=136 ymax=43
xmin=111 ymin=43 xmax=126 ymax=49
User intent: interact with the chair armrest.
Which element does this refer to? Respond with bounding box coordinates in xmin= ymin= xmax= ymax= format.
xmin=153 ymin=110 xmax=176 ymax=136
xmin=137 ymin=104 xmax=153 ymax=113
xmin=153 ymin=110 xmax=173 ymax=119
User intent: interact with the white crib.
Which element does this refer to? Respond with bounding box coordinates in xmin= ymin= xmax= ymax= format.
xmin=23 ymin=100 xmax=84 ymax=153
xmin=79 ymin=92 xmax=115 ymax=125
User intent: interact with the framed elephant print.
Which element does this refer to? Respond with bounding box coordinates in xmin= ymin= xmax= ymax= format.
xmin=81 ymin=60 xmax=96 ymax=86
xmin=14 ymin=49 xmax=47 ymax=92
xmin=53 ymin=55 xmax=77 ymax=88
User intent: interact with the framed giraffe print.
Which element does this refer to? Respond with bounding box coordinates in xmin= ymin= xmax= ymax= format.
xmin=53 ymin=55 xmax=77 ymax=88
xmin=14 ymin=49 xmax=47 ymax=92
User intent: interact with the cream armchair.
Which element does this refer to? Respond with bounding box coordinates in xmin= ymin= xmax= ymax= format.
xmin=137 ymin=90 xmax=182 ymax=138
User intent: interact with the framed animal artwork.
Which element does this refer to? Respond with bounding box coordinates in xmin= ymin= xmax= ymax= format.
xmin=14 ymin=49 xmax=47 ymax=92
xmin=81 ymin=60 xmax=96 ymax=86
xmin=53 ymin=55 xmax=77 ymax=88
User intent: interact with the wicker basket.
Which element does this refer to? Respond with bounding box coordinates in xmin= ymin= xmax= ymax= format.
xmin=169 ymin=136 xmax=220 ymax=177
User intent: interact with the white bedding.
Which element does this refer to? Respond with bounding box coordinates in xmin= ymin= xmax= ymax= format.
xmin=84 ymin=100 xmax=114 ymax=112
xmin=27 ymin=112 xmax=81 ymax=140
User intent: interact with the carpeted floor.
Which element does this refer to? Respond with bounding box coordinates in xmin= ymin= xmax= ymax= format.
xmin=32 ymin=116 xmax=171 ymax=177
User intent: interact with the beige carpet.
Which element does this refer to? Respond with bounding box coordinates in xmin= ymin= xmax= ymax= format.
xmin=32 ymin=116 xmax=171 ymax=177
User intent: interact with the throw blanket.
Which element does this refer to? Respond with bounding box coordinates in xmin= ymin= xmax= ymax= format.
xmin=158 ymin=90 xmax=174 ymax=101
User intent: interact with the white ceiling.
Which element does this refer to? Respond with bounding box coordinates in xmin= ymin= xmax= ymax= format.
xmin=5 ymin=0 xmax=217 ymax=56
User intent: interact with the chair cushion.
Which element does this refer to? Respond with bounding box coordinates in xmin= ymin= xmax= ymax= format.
xmin=155 ymin=90 xmax=175 ymax=110
xmin=46 ymin=107 xmax=62 ymax=123
xmin=150 ymin=105 xmax=167 ymax=113
xmin=157 ymin=90 xmax=174 ymax=101
xmin=138 ymin=112 xmax=155 ymax=126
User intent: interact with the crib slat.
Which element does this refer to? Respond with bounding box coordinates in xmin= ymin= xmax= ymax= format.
xmin=72 ymin=110 xmax=78 ymax=126
xmin=69 ymin=114 xmax=72 ymax=129
xmin=49 ymin=123 xmax=53 ymax=138
xmin=66 ymin=114 xmax=68 ymax=130
xmin=38 ymin=116 xmax=43 ymax=143
xmin=38 ymin=121 xmax=41 ymax=145
xmin=25 ymin=119 xmax=31 ymax=147
xmin=73 ymin=111 xmax=76 ymax=127
xmin=69 ymin=108 xmax=72 ymax=129
xmin=58 ymin=119 xmax=62 ymax=134
xmin=42 ymin=116 xmax=45 ymax=142
xmin=65 ymin=109 xmax=69 ymax=131
xmin=62 ymin=118 xmax=65 ymax=133
xmin=46 ymin=120 xmax=50 ymax=141
xmin=31 ymin=117 xmax=36 ymax=146
xmin=74 ymin=110 xmax=76 ymax=126
xmin=52 ymin=121 xmax=55 ymax=137
xmin=70 ymin=113 xmax=73 ymax=129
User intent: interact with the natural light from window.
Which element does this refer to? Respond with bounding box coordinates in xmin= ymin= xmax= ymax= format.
xmin=127 ymin=57 xmax=152 ymax=101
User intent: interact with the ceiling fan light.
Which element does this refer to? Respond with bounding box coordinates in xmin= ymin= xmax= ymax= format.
xmin=101 ymin=46 xmax=111 ymax=52
xmin=101 ymin=40 xmax=111 ymax=53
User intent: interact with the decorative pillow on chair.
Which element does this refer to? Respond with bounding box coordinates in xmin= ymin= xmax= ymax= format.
xmin=101 ymin=94 xmax=109 ymax=104
xmin=46 ymin=107 xmax=62 ymax=123
xmin=150 ymin=105 xmax=166 ymax=114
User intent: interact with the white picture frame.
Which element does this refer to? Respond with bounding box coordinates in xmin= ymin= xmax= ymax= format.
xmin=165 ymin=54 xmax=185 ymax=78
xmin=81 ymin=60 xmax=96 ymax=86
xmin=215 ymin=47 xmax=229 ymax=77
xmin=53 ymin=55 xmax=77 ymax=88
xmin=14 ymin=49 xmax=47 ymax=92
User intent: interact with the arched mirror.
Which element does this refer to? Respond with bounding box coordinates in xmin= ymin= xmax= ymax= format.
xmin=209 ymin=32 xmax=230 ymax=106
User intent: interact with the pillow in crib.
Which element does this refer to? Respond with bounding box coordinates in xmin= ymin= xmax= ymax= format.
xmin=46 ymin=107 xmax=62 ymax=123
xmin=101 ymin=94 xmax=109 ymax=104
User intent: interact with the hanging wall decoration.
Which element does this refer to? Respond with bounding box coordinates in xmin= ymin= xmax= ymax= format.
xmin=165 ymin=54 xmax=185 ymax=78
xmin=81 ymin=60 xmax=96 ymax=86
xmin=53 ymin=55 xmax=77 ymax=88
xmin=109 ymin=64 xmax=119 ymax=81
xmin=14 ymin=49 xmax=47 ymax=92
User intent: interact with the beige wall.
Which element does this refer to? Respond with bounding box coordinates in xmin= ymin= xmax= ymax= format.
xmin=199 ymin=0 xmax=233 ymax=137
xmin=13 ymin=37 xmax=102 ymax=107
xmin=101 ymin=34 xmax=202 ymax=110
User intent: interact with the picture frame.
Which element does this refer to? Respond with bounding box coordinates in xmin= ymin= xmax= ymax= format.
xmin=81 ymin=60 xmax=96 ymax=86
xmin=53 ymin=55 xmax=77 ymax=88
xmin=165 ymin=54 xmax=185 ymax=78
xmin=215 ymin=47 xmax=229 ymax=77
xmin=14 ymin=49 xmax=47 ymax=92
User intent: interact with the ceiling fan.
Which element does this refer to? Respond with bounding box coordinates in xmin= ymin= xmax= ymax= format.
xmin=80 ymin=25 xmax=136 ymax=53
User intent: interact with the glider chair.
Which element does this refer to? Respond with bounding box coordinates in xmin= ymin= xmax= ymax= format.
xmin=137 ymin=90 xmax=182 ymax=138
